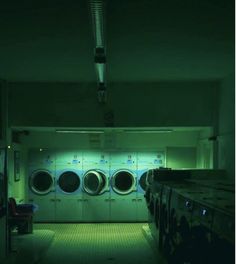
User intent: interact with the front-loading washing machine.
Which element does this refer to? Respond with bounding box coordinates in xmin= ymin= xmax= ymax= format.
xmin=55 ymin=150 xmax=83 ymax=222
xmin=82 ymin=151 xmax=110 ymax=222
xmin=145 ymin=169 xmax=161 ymax=245
xmin=110 ymin=152 xmax=137 ymax=222
xmin=137 ymin=151 xmax=166 ymax=221
xmin=28 ymin=149 xmax=56 ymax=222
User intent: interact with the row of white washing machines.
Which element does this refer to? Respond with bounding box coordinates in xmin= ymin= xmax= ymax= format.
xmin=27 ymin=149 xmax=166 ymax=222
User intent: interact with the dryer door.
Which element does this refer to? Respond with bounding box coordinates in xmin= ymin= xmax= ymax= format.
xmin=58 ymin=171 xmax=80 ymax=193
xmin=111 ymin=170 xmax=136 ymax=195
xmin=139 ymin=172 xmax=148 ymax=191
xmin=83 ymin=170 xmax=106 ymax=195
xmin=30 ymin=170 xmax=54 ymax=195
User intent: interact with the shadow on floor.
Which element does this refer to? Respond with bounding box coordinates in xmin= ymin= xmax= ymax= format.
xmin=4 ymin=229 xmax=55 ymax=264
xmin=37 ymin=223 xmax=167 ymax=264
xmin=4 ymin=223 xmax=167 ymax=264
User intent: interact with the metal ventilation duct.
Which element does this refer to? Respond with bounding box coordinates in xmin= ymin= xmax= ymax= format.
xmin=89 ymin=0 xmax=105 ymax=48
xmin=89 ymin=0 xmax=107 ymax=102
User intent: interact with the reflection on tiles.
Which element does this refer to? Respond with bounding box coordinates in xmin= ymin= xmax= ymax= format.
xmin=35 ymin=223 xmax=166 ymax=264
xmin=5 ymin=223 xmax=166 ymax=264
xmin=5 ymin=229 xmax=54 ymax=264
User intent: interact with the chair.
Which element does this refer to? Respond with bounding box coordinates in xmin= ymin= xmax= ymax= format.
xmin=8 ymin=197 xmax=34 ymax=234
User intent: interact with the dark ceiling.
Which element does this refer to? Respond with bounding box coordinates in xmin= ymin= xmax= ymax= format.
xmin=0 ymin=0 xmax=234 ymax=82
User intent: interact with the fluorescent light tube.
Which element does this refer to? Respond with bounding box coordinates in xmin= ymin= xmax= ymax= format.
xmin=56 ymin=130 xmax=104 ymax=134
xmin=125 ymin=130 xmax=173 ymax=134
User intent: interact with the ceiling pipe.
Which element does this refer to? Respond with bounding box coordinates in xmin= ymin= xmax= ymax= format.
xmin=94 ymin=47 xmax=106 ymax=83
xmin=88 ymin=0 xmax=107 ymax=103
xmin=89 ymin=0 xmax=105 ymax=47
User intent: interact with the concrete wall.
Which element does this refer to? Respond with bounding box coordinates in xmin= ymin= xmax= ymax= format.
xmin=218 ymin=74 xmax=235 ymax=179
xmin=196 ymin=128 xmax=214 ymax=169
xmin=19 ymin=130 xmax=200 ymax=169
xmin=166 ymin=147 xmax=196 ymax=169
xmin=19 ymin=130 xmax=199 ymax=150
xmin=8 ymin=81 xmax=219 ymax=127
xmin=8 ymin=143 xmax=27 ymax=203
xmin=0 ymin=147 xmax=6 ymax=261
xmin=0 ymin=82 xmax=8 ymax=261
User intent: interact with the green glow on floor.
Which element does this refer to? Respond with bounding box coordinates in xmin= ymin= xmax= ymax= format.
xmin=33 ymin=223 xmax=166 ymax=264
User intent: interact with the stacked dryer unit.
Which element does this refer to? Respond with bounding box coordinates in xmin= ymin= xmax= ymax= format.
xmin=146 ymin=169 xmax=190 ymax=251
xmin=82 ymin=151 xmax=110 ymax=222
xmin=110 ymin=152 xmax=137 ymax=222
xmin=137 ymin=151 xmax=165 ymax=221
xmin=55 ymin=150 xmax=83 ymax=222
xmin=145 ymin=169 xmax=163 ymax=246
xmin=28 ymin=149 xmax=55 ymax=222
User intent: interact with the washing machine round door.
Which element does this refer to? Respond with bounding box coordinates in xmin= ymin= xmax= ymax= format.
xmin=139 ymin=172 xmax=148 ymax=191
xmin=58 ymin=171 xmax=80 ymax=193
xmin=30 ymin=170 xmax=54 ymax=195
xmin=146 ymin=169 xmax=154 ymax=186
xmin=112 ymin=170 xmax=136 ymax=195
xmin=83 ymin=170 xmax=106 ymax=195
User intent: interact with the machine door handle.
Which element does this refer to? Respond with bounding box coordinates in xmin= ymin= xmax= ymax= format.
xmin=56 ymin=199 xmax=61 ymax=202
xmin=185 ymin=200 xmax=193 ymax=211
xmin=50 ymin=199 xmax=55 ymax=202
xmin=105 ymin=199 xmax=110 ymax=202
xmin=137 ymin=198 xmax=142 ymax=202
xmin=110 ymin=199 xmax=115 ymax=202
xmin=132 ymin=198 xmax=137 ymax=202
xmin=77 ymin=199 xmax=83 ymax=202
xmin=83 ymin=199 xmax=88 ymax=202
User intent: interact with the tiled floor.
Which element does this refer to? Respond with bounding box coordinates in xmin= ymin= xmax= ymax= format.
xmin=5 ymin=229 xmax=55 ymax=264
xmin=6 ymin=223 xmax=167 ymax=264
xmin=37 ymin=223 xmax=166 ymax=264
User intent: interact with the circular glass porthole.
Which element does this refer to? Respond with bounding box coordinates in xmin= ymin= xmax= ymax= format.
xmin=83 ymin=170 xmax=107 ymax=195
xmin=146 ymin=169 xmax=153 ymax=186
xmin=112 ymin=170 xmax=136 ymax=195
xmin=30 ymin=170 xmax=54 ymax=195
xmin=139 ymin=172 xmax=148 ymax=191
xmin=58 ymin=171 xmax=80 ymax=193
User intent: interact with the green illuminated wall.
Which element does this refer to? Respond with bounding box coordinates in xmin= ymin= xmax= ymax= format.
xmin=19 ymin=130 xmax=200 ymax=150
xmin=0 ymin=83 xmax=7 ymax=261
xmin=196 ymin=128 xmax=214 ymax=169
xmin=218 ymin=74 xmax=235 ymax=179
xmin=19 ymin=129 xmax=200 ymax=169
xmin=8 ymin=143 xmax=27 ymax=202
xmin=166 ymin=147 xmax=196 ymax=168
